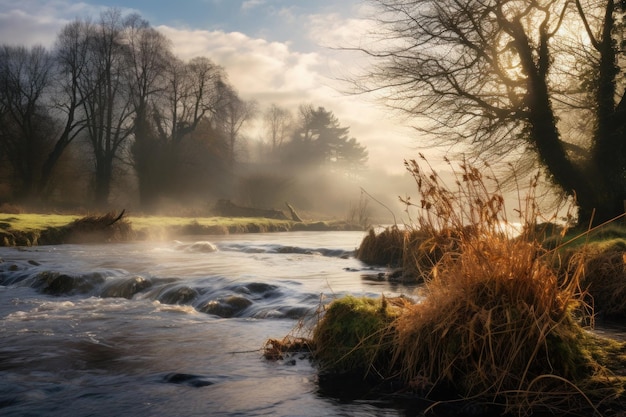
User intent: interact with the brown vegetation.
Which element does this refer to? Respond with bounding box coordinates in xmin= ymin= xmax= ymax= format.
xmin=290 ymin=157 xmax=626 ymax=415
xmin=38 ymin=211 xmax=133 ymax=244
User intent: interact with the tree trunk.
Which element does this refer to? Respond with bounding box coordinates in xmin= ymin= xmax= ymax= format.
xmin=93 ymin=155 xmax=112 ymax=207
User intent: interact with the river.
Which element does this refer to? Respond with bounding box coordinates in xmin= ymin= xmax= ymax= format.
xmin=0 ymin=231 xmax=423 ymax=417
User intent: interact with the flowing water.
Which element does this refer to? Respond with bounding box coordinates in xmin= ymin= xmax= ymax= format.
xmin=0 ymin=231 xmax=423 ymax=417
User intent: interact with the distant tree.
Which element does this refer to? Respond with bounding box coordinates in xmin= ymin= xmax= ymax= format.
xmin=131 ymin=55 xmax=228 ymax=209
xmin=152 ymin=56 xmax=226 ymax=146
xmin=214 ymin=82 xmax=257 ymax=168
xmin=355 ymin=0 xmax=626 ymax=226
xmin=123 ymin=14 xmax=172 ymax=209
xmin=172 ymin=118 xmax=230 ymax=201
xmin=79 ymin=9 xmax=134 ymax=206
xmin=39 ymin=19 xmax=92 ymax=197
xmin=284 ymin=105 xmax=368 ymax=175
xmin=0 ymin=44 xmax=55 ymax=200
xmin=263 ymin=103 xmax=292 ymax=153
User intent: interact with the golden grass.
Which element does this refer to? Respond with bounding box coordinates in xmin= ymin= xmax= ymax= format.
xmin=307 ymin=156 xmax=626 ymax=414
xmin=392 ymin=238 xmax=596 ymax=402
xmin=388 ymin=157 xmax=621 ymax=412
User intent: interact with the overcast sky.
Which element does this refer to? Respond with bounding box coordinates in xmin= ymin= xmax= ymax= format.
xmin=0 ymin=0 xmax=433 ymax=175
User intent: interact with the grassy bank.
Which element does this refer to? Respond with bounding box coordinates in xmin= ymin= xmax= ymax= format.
xmin=0 ymin=212 xmax=364 ymax=246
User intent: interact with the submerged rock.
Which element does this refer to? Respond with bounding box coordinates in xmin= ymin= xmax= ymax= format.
xmin=197 ymin=295 xmax=253 ymax=317
xmin=162 ymin=373 xmax=214 ymax=387
xmin=173 ymin=240 xmax=218 ymax=253
xmin=31 ymin=271 xmax=105 ymax=295
xmin=157 ymin=285 xmax=199 ymax=305
xmin=187 ymin=241 xmax=218 ymax=253
xmin=100 ymin=276 xmax=152 ymax=299
xmin=232 ymin=282 xmax=280 ymax=299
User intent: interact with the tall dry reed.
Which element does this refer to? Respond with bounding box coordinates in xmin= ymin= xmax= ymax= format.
xmin=391 ymin=156 xmax=605 ymax=413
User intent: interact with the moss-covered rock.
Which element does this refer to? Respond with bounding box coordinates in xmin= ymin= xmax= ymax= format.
xmin=312 ymin=295 xmax=403 ymax=376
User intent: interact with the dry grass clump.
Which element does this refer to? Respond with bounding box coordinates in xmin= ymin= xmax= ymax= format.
xmin=545 ymin=224 xmax=626 ymax=318
xmin=357 ymin=226 xmax=410 ymax=267
xmin=392 ymin=238 xmax=596 ymax=403
xmin=39 ymin=210 xmax=133 ymax=244
xmin=389 ymin=157 xmax=612 ymax=409
xmin=570 ymin=248 xmax=626 ymax=319
xmin=263 ymin=336 xmax=312 ymax=361
xmin=357 ymin=225 xmax=466 ymax=282
xmin=314 ymin=156 xmax=626 ymax=413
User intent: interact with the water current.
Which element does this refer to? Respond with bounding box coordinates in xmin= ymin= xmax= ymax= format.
xmin=0 ymin=231 xmax=423 ymax=417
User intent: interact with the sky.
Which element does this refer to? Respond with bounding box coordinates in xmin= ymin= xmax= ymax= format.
xmin=0 ymin=0 xmax=431 ymax=176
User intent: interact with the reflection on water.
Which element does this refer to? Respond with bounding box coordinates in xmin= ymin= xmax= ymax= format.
xmin=0 ymin=232 xmax=421 ymax=416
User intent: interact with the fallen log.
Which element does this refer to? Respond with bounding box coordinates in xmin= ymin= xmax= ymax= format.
xmin=285 ymin=202 xmax=302 ymax=222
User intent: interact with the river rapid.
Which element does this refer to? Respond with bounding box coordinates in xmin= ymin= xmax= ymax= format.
xmin=0 ymin=231 xmax=422 ymax=417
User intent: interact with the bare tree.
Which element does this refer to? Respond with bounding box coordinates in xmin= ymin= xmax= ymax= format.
xmin=122 ymin=14 xmax=173 ymax=209
xmin=39 ymin=20 xmax=92 ymax=197
xmin=355 ymin=0 xmax=626 ymax=225
xmin=166 ymin=56 xmax=225 ymax=144
xmin=135 ymin=56 xmax=227 ymax=208
xmin=214 ymin=83 xmax=257 ymax=167
xmin=263 ymin=103 xmax=292 ymax=153
xmin=80 ymin=9 xmax=135 ymax=206
xmin=0 ymin=44 xmax=55 ymax=200
xmin=124 ymin=13 xmax=171 ymax=139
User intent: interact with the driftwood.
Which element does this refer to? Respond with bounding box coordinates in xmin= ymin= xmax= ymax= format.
xmin=106 ymin=209 xmax=126 ymax=226
xmin=285 ymin=202 xmax=302 ymax=222
xmin=215 ymin=200 xmax=288 ymax=220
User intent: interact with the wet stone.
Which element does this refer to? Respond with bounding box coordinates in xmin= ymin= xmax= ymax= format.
xmin=197 ymin=295 xmax=253 ymax=318
xmin=33 ymin=271 xmax=105 ymax=295
xmin=100 ymin=276 xmax=152 ymax=299
xmin=162 ymin=373 xmax=214 ymax=387
xmin=157 ymin=286 xmax=199 ymax=305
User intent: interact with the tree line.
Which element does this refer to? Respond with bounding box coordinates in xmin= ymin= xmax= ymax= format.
xmin=0 ymin=8 xmax=368 ymax=213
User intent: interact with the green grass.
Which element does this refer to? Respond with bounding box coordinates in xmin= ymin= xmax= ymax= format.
xmin=0 ymin=212 xmax=294 ymax=235
xmin=0 ymin=212 xmax=362 ymax=246
xmin=0 ymin=213 xmax=81 ymax=231
xmin=128 ymin=215 xmax=293 ymax=232
xmin=544 ymin=223 xmax=626 ymax=251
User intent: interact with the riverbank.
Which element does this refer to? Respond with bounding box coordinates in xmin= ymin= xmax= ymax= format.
xmin=0 ymin=211 xmax=365 ymax=246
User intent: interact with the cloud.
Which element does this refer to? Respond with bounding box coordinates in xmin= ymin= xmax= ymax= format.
xmin=158 ymin=26 xmax=324 ymax=100
xmin=241 ymin=0 xmax=265 ymax=11
xmin=0 ymin=0 xmax=421 ymax=175
xmin=0 ymin=0 xmax=139 ymax=48
xmin=157 ymin=23 xmax=419 ymax=175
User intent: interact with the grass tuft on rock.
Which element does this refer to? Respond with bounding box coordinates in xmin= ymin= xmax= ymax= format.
xmin=312 ymin=295 xmax=407 ymax=377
